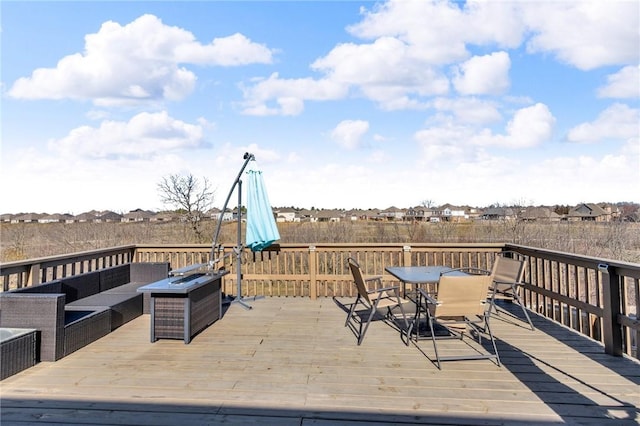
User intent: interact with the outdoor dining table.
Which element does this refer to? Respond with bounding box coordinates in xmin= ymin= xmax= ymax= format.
xmin=385 ymin=266 xmax=469 ymax=341
xmin=385 ymin=265 xmax=467 ymax=298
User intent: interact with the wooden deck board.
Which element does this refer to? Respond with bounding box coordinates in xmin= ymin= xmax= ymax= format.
xmin=1 ymin=297 xmax=638 ymax=425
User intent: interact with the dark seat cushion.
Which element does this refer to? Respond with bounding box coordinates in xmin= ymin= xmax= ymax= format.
xmin=103 ymin=282 xmax=152 ymax=314
xmin=67 ymin=293 xmax=143 ymax=330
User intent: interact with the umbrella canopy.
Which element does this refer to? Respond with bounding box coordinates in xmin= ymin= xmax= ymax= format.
xmin=245 ymin=162 xmax=280 ymax=252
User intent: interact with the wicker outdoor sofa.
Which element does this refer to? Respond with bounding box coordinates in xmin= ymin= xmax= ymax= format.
xmin=0 ymin=262 xmax=169 ymax=362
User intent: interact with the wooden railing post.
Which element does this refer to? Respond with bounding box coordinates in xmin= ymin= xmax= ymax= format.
xmin=402 ymin=245 xmax=412 ymax=267
xmin=599 ymin=263 xmax=623 ymax=356
xmin=309 ymin=245 xmax=317 ymax=300
xmin=27 ymin=263 xmax=40 ymax=286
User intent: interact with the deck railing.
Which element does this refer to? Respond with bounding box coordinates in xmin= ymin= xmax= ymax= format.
xmin=1 ymin=243 xmax=638 ymax=359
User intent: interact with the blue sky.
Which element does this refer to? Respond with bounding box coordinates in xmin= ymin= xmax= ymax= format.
xmin=2 ymin=0 xmax=639 ymax=214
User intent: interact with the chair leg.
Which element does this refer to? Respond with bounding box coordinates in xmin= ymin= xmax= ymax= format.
xmin=345 ymin=295 xmax=360 ymax=327
xmin=397 ymin=297 xmax=410 ymax=330
xmin=484 ymin=314 xmax=501 ymax=366
xmin=405 ymin=320 xmax=414 ymax=346
xmin=427 ymin=315 xmax=441 ymax=369
xmin=511 ymin=286 xmax=534 ymax=330
xmin=357 ymin=307 xmax=378 ymax=345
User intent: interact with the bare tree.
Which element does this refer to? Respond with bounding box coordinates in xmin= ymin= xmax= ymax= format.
xmin=158 ymin=174 xmax=214 ymax=243
xmin=421 ymin=199 xmax=435 ymax=208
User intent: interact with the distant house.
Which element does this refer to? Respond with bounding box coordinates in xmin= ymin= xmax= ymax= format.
xmin=73 ymin=212 xmax=98 ymax=222
xmin=438 ymin=204 xmax=467 ymax=222
xmin=522 ymin=207 xmax=561 ymax=222
xmin=482 ymin=207 xmax=515 ymax=220
xmin=316 ymin=209 xmax=342 ymax=222
xmin=600 ymin=204 xmax=621 ymax=221
xmin=12 ymin=213 xmax=45 ymax=223
xmin=150 ymin=212 xmax=175 ymax=222
xmin=344 ymin=209 xmax=370 ymax=221
xmin=98 ymin=211 xmax=123 ymax=222
xmin=38 ymin=213 xmax=74 ymax=223
xmin=122 ymin=209 xmax=155 ymax=222
xmin=297 ymin=209 xmax=318 ymax=223
xmin=465 ymin=207 xmax=482 ymax=221
xmin=209 ymin=208 xmax=234 ymax=222
xmin=567 ymin=203 xmax=610 ymax=222
xmin=379 ymin=206 xmax=405 ymax=221
xmin=276 ymin=208 xmax=298 ymax=223
xmin=405 ymin=206 xmax=430 ymax=222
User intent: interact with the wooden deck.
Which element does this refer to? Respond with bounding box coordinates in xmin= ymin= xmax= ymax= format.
xmin=1 ymin=298 xmax=638 ymax=425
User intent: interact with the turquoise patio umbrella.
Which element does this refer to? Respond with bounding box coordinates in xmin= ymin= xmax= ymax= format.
xmin=245 ymin=161 xmax=280 ymax=252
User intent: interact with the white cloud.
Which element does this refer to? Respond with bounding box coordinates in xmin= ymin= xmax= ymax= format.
xmin=452 ymin=51 xmax=511 ymax=95
xmin=8 ymin=14 xmax=274 ymax=106
xmin=240 ymin=0 xmax=638 ymax=117
xmin=312 ymin=36 xmax=450 ymax=107
xmin=467 ymin=103 xmax=555 ymax=149
xmin=415 ymin=103 xmax=555 ymax=164
xmin=567 ymin=103 xmax=640 ymax=144
xmin=240 ymin=1 xmax=524 ymax=115
xmin=347 ymin=0 xmax=523 ymax=63
xmin=330 ymin=120 xmax=370 ymax=150
xmin=521 ymin=1 xmax=639 ymax=70
xmin=240 ymin=1 xmax=638 ymax=116
xmin=174 ymin=32 xmax=273 ymax=66
xmin=431 ymin=97 xmax=502 ymax=125
xmin=501 ymin=103 xmax=555 ymax=148
xmin=598 ymin=66 xmax=640 ymax=99
xmin=49 ymin=111 xmax=205 ymax=159
xmin=240 ymin=73 xmax=347 ymax=116
xmin=414 ymin=123 xmax=472 ymax=163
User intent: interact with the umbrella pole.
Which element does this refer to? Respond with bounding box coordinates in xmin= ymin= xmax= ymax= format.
xmin=210 ymin=152 xmax=259 ymax=310
xmin=233 ymin=179 xmax=253 ymax=310
xmin=211 ymin=152 xmax=254 ymax=264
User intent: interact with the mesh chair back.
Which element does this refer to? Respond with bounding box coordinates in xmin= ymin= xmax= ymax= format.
xmin=434 ymin=275 xmax=491 ymax=318
xmin=348 ymin=258 xmax=372 ymax=305
xmin=491 ymin=256 xmax=525 ymax=293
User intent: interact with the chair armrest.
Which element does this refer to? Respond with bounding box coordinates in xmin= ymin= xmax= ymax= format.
xmin=0 ymin=294 xmax=66 ymax=361
xmin=417 ymin=288 xmax=439 ymax=305
xmin=367 ymin=285 xmax=400 ymax=295
xmin=493 ymin=279 xmax=523 ymax=285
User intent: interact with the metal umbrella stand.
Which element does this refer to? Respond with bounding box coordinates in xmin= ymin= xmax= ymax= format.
xmin=210 ymin=152 xmax=280 ymax=309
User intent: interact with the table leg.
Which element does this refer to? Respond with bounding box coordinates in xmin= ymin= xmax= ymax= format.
xmin=183 ymin=297 xmax=191 ymax=344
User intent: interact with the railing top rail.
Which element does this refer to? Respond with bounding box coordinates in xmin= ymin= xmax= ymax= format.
xmin=134 ymin=242 xmax=507 ymax=250
xmin=507 ymin=244 xmax=640 ymax=276
xmin=3 ymin=243 xmax=638 ymax=278
xmin=0 ymin=245 xmax=137 ymax=272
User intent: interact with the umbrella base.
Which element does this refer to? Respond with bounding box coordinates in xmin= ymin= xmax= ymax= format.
xmin=222 ymin=294 xmax=265 ymax=310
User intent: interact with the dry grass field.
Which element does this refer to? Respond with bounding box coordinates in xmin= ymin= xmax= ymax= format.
xmin=1 ymin=219 xmax=639 ymax=264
